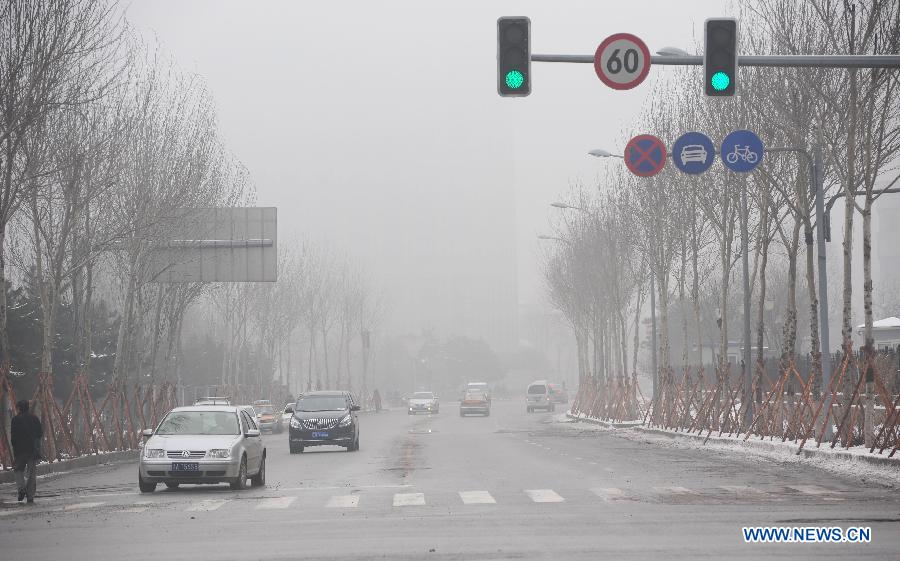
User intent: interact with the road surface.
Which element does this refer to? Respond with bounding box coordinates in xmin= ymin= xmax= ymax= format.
xmin=1 ymin=400 xmax=897 ymax=560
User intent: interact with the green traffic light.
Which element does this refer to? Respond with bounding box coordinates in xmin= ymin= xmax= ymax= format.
xmin=711 ymin=71 xmax=731 ymax=91
xmin=505 ymin=70 xmax=525 ymax=89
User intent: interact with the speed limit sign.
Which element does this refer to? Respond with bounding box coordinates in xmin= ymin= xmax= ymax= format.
xmin=594 ymin=33 xmax=651 ymax=90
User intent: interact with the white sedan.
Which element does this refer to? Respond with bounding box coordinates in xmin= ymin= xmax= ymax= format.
xmin=139 ymin=405 xmax=266 ymax=492
xmin=408 ymin=392 xmax=439 ymax=414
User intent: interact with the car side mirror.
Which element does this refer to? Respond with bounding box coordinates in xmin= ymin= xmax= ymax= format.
xmin=141 ymin=428 xmax=153 ymax=437
xmin=350 ymin=405 xmax=361 ymax=412
xmin=245 ymin=429 xmax=261 ymax=438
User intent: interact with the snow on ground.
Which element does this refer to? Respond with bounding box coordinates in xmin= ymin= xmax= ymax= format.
xmin=556 ymin=414 xmax=900 ymax=488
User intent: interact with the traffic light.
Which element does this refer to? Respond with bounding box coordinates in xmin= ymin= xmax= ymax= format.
xmin=497 ymin=16 xmax=531 ymax=97
xmin=704 ymin=18 xmax=738 ymax=96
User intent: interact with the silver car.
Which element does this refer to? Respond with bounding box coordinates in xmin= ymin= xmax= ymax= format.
xmin=139 ymin=405 xmax=266 ymax=492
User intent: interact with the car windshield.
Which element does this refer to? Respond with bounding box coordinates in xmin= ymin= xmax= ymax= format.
xmin=413 ymin=392 xmax=434 ymax=399
xmin=296 ymin=396 xmax=348 ymax=412
xmin=256 ymin=406 xmax=274 ymax=414
xmin=465 ymin=392 xmax=486 ymax=400
xmin=156 ymin=411 xmax=240 ymax=435
xmin=528 ymin=385 xmax=546 ymax=394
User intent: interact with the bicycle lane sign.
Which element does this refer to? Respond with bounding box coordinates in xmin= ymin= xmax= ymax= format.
xmin=721 ymin=129 xmax=764 ymax=172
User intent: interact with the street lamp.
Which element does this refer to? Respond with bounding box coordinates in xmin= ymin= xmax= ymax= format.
xmin=587 ymin=148 xmax=623 ymax=159
xmin=537 ymin=234 xmax=566 ymax=243
xmin=657 ymin=46 xmax=692 ymax=57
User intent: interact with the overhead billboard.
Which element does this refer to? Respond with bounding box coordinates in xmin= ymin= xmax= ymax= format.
xmin=148 ymin=207 xmax=277 ymax=283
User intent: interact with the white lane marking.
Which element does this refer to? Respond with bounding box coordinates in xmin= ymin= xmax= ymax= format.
xmin=186 ymin=499 xmax=227 ymax=512
xmin=122 ymin=500 xmax=154 ymax=514
xmin=525 ymin=489 xmax=565 ymax=503
xmin=393 ymin=493 xmax=426 ymax=507
xmin=63 ymin=501 xmax=105 ymax=511
xmin=256 ymin=496 xmax=296 ymax=510
xmin=459 ymin=491 xmax=496 ymax=505
xmin=654 ymin=486 xmax=693 ymax=495
xmin=326 ymin=495 xmax=359 ymax=508
xmin=788 ymin=485 xmax=833 ymax=495
xmin=719 ymin=485 xmax=766 ymax=494
xmin=275 ymin=484 xmax=411 ymax=492
xmin=591 ymin=487 xmax=627 ymax=501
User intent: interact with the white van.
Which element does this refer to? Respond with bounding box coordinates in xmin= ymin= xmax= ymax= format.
xmin=526 ymin=380 xmax=555 ymax=413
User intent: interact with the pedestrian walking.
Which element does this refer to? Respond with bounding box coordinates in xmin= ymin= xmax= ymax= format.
xmin=372 ymin=389 xmax=382 ymax=413
xmin=11 ymin=399 xmax=43 ymax=504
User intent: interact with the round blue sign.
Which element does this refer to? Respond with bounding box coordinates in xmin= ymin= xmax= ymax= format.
xmin=721 ymin=129 xmax=764 ymax=172
xmin=672 ymin=132 xmax=716 ymax=175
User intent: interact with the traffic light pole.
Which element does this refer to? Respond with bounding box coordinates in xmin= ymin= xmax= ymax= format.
xmin=531 ymin=54 xmax=900 ymax=68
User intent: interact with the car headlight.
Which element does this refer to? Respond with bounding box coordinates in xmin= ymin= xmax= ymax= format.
xmin=338 ymin=414 xmax=352 ymax=427
xmin=144 ymin=448 xmax=165 ymax=459
xmin=290 ymin=417 xmax=302 ymax=429
xmin=207 ymin=449 xmax=231 ymax=459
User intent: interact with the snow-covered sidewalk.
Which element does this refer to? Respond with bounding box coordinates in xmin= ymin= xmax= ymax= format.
xmin=562 ymin=411 xmax=900 ymax=488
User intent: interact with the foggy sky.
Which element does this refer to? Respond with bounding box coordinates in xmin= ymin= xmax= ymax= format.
xmin=124 ymin=0 xmax=725 ymax=348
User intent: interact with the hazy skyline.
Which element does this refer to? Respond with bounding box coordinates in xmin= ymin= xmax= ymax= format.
xmin=123 ymin=0 xmax=726 ymax=347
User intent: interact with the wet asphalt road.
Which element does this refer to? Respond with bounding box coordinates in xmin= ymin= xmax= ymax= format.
xmin=1 ymin=399 xmax=898 ymax=560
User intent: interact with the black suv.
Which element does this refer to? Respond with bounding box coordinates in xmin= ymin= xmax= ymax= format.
xmin=289 ymin=391 xmax=361 ymax=453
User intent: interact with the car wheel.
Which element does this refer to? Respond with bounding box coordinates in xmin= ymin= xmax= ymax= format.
xmin=230 ymin=456 xmax=248 ymax=490
xmin=165 ymin=482 xmax=180 ymax=489
xmin=527 ymin=407 xmax=532 ymax=413
xmin=485 ymin=410 xmax=490 ymax=417
xmin=138 ymin=473 xmax=156 ymax=493
xmin=251 ymin=456 xmax=266 ymax=487
xmin=459 ymin=411 xmax=465 ymax=417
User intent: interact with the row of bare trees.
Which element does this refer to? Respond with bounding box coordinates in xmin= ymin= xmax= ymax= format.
xmin=194 ymin=241 xmax=384 ymax=401
xmin=544 ymin=0 xmax=900 ymax=447
xmin=0 ymin=0 xmax=259 ymax=414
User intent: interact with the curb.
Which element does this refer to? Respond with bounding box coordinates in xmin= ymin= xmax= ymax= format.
xmin=0 ymin=450 xmax=140 ymax=484
xmin=565 ymin=412 xmax=644 ymax=429
xmin=632 ymin=426 xmax=900 ymax=468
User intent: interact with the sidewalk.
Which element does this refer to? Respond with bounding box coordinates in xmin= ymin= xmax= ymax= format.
xmin=565 ymin=411 xmax=900 ymax=486
xmin=0 ymin=450 xmax=139 ymax=485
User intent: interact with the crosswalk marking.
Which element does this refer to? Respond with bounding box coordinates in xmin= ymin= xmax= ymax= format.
xmin=591 ymin=487 xmax=627 ymax=501
xmin=186 ymin=500 xmax=227 ymax=512
xmin=393 ymin=493 xmax=426 ymax=507
xmin=63 ymin=502 xmax=104 ymax=511
xmin=788 ymin=485 xmax=832 ymax=495
xmin=326 ymin=495 xmax=359 ymax=508
xmin=459 ymin=491 xmax=496 ymax=505
xmin=256 ymin=496 xmax=296 ymax=510
xmin=525 ymin=489 xmax=564 ymax=503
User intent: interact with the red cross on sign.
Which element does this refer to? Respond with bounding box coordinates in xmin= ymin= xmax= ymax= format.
xmin=624 ymin=134 xmax=667 ymax=177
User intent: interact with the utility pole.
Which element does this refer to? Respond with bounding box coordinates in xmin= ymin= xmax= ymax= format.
xmin=650 ymin=275 xmax=658 ymax=400
xmin=740 ymin=180 xmax=753 ymax=425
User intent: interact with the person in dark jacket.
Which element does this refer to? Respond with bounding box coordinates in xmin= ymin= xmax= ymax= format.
xmin=11 ymin=400 xmax=43 ymax=504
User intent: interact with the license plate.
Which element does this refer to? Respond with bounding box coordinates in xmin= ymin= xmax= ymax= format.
xmin=312 ymin=431 xmax=329 ymax=439
xmin=171 ymin=462 xmax=199 ymax=472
